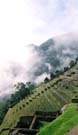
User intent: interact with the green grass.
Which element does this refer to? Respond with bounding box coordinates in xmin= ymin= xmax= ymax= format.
xmin=37 ymin=103 xmax=78 ymax=135
xmin=38 ymin=121 xmax=49 ymax=129
xmin=0 ymin=131 xmax=9 ymax=135
xmin=1 ymin=64 xmax=78 ymax=135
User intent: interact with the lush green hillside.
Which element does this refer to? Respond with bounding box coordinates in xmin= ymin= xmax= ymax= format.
xmin=1 ymin=62 xmax=78 ymax=135
xmin=37 ymin=103 xmax=78 ymax=135
xmin=0 ymin=82 xmax=36 ymax=125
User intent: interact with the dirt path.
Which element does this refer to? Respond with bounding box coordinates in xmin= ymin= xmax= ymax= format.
xmin=66 ymin=126 xmax=78 ymax=135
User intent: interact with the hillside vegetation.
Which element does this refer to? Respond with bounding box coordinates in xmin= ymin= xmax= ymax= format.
xmin=1 ymin=60 xmax=78 ymax=135
xmin=37 ymin=103 xmax=78 ymax=135
xmin=0 ymin=82 xmax=35 ymax=125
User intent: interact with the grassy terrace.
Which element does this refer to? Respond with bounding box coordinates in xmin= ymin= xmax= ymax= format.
xmin=0 ymin=64 xmax=78 ymax=135
xmin=37 ymin=103 xmax=78 ymax=135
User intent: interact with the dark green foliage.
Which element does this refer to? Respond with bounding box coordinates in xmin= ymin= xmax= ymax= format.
xmin=73 ymin=91 xmax=77 ymax=94
xmin=50 ymin=66 xmax=69 ymax=80
xmin=72 ymin=98 xmax=78 ymax=103
xmin=76 ymin=57 xmax=78 ymax=62
xmin=22 ymin=104 xmax=25 ymax=108
xmin=47 ymin=86 xmax=50 ymax=89
xmin=9 ymin=82 xmax=35 ymax=108
xmin=0 ymin=82 xmax=36 ymax=125
xmin=37 ymin=93 xmax=40 ymax=96
xmin=26 ymin=102 xmax=29 ymax=105
xmin=44 ymin=88 xmax=47 ymax=91
xmin=69 ymin=60 xmax=76 ymax=68
xmin=64 ymin=67 xmax=69 ymax=72
xmin=67 ymin=74 xmax=71 ymax=77
xmin=50 ymin=73 xmax=56 ymax=79
xmin=41 ymin=91 xmax=44 ymax=93
xmin=19 ymin=106 xmax=22 ymax=110
xmin=71 ymin=71 xmax=75 ymax=74
xmin=29 ymin=99 xmax=32 ymax=102
xmin=65 ymin=86 xmax=69 ymax=89
xmin=0 ymin=101 xmax=9 ymax=124
xmin=55 ymin=70 xmax=63 ymax=76
xmin=44 ymin=77 xmax=49 ymax=83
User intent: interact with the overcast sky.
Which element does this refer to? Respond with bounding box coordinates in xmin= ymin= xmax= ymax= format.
xmin=0 ymin=0 xmax=78 ymax=97
xmin=0 ymin=0 xmax=77 ymax=64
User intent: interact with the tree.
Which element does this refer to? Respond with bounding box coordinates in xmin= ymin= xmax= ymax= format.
xmin=44 ymin=77 xmax=49 ymax=83
xmin=64 ymin=67 xmax=69 ymax=72
xmin=76 ymin=57 xmax=78 ymax=62
xmin=50 ymin=73 xmax=55 ymax=79
xmin=0 ymin=82 xmax=36 ymax=124
xmin=69 ymin=60 xmax=76 ymax=68
xmin=14 ymin=82 xmax=26 ymax=91
xmin=54 ymin=69 xmax=64 ymax=77
xmin=9 ymin=82 xmax=36 ymax=108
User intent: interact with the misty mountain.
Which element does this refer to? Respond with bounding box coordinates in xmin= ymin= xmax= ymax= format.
xmin=29 ymin=33 xmax=78 ymax=83
xmin=1 ymin=33 xmax=78 ymax=99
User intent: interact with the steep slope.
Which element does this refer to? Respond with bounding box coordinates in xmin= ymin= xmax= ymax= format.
xmin=1 ymin=62 xmax=78 ymax=135
xmin=37 ymin=103 xmax=78 ymax=135
xmin=1 ymin=33 xmax=78 ymax=101
xmin=29 ymin=33 xmax=78 ymax=79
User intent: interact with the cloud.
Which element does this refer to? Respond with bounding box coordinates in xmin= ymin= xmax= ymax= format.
xmin=0 ymin=46 xmax=42 ymax=97
xmin=0 ymin=32 xmax=78 ymax=99
xmin=0 ymin=0 xmax=78 ymax=46
xmin=0 ymin=0 xmax=78 ymax=99
xmin=22 ymin=0 xmax=78 ymax=44
xmin=35 ymin=73 xmax=50 ymax=84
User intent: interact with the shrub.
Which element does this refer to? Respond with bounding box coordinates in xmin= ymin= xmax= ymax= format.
xmin=44 ymin=77 xmax=49 ymax=83
xmin=26 ymin=102 xmax=29 ymax=105
xmin=19 ymin=106 xmax=22 ymax=110
xmin=29 ymin=99 xmax=32 ymax=102
xmin=23 ymin=104 xmax=25 ymax=107
xmin=50 ymin=73 xmax=56 ymax=79
xmin=37 ymin=93 xmax=40 ymax=96
xmin=65 ymin=86 xmax=68 ymax=89
xmin=73 ymin=91 xmax=77 ymax=94
xmin=41 ymin=91 xmax=44 ymax=93
xmin=64 ymin=67 xmax=69 ymax=72
xmin=44 ymin=88 xmax=47 ymax=91
xmin=71 ymin=71 xmax=75 ymax=74
xmin=72 ymin=98 xmax=78 ymax=103
xmin=69 ymin=60 xmax=76 ymax=68
xmin=47 ymin=86 xmax=50 ymax=89
xmin=76 ymin=57 xmax=78 ymax=62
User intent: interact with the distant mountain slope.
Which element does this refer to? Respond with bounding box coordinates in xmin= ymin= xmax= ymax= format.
xmin=1 ymin=33 xmax=78 ymax=100
xmin=26 ymin=33 xmax=78 ymax=83
xmin=1 ymin=61 xmax=78 ymax=135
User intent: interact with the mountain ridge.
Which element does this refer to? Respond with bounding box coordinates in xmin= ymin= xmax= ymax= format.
xmin=1 ymin=58 xmax=78 ymax=135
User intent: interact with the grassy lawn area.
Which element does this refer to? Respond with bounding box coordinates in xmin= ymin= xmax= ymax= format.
xmin=37 ymin=103 xmax=78 ymax=135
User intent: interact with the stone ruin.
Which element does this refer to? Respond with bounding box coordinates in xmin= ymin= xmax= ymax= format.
xmin=8 ymin=110 xmax=61 ymax=135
